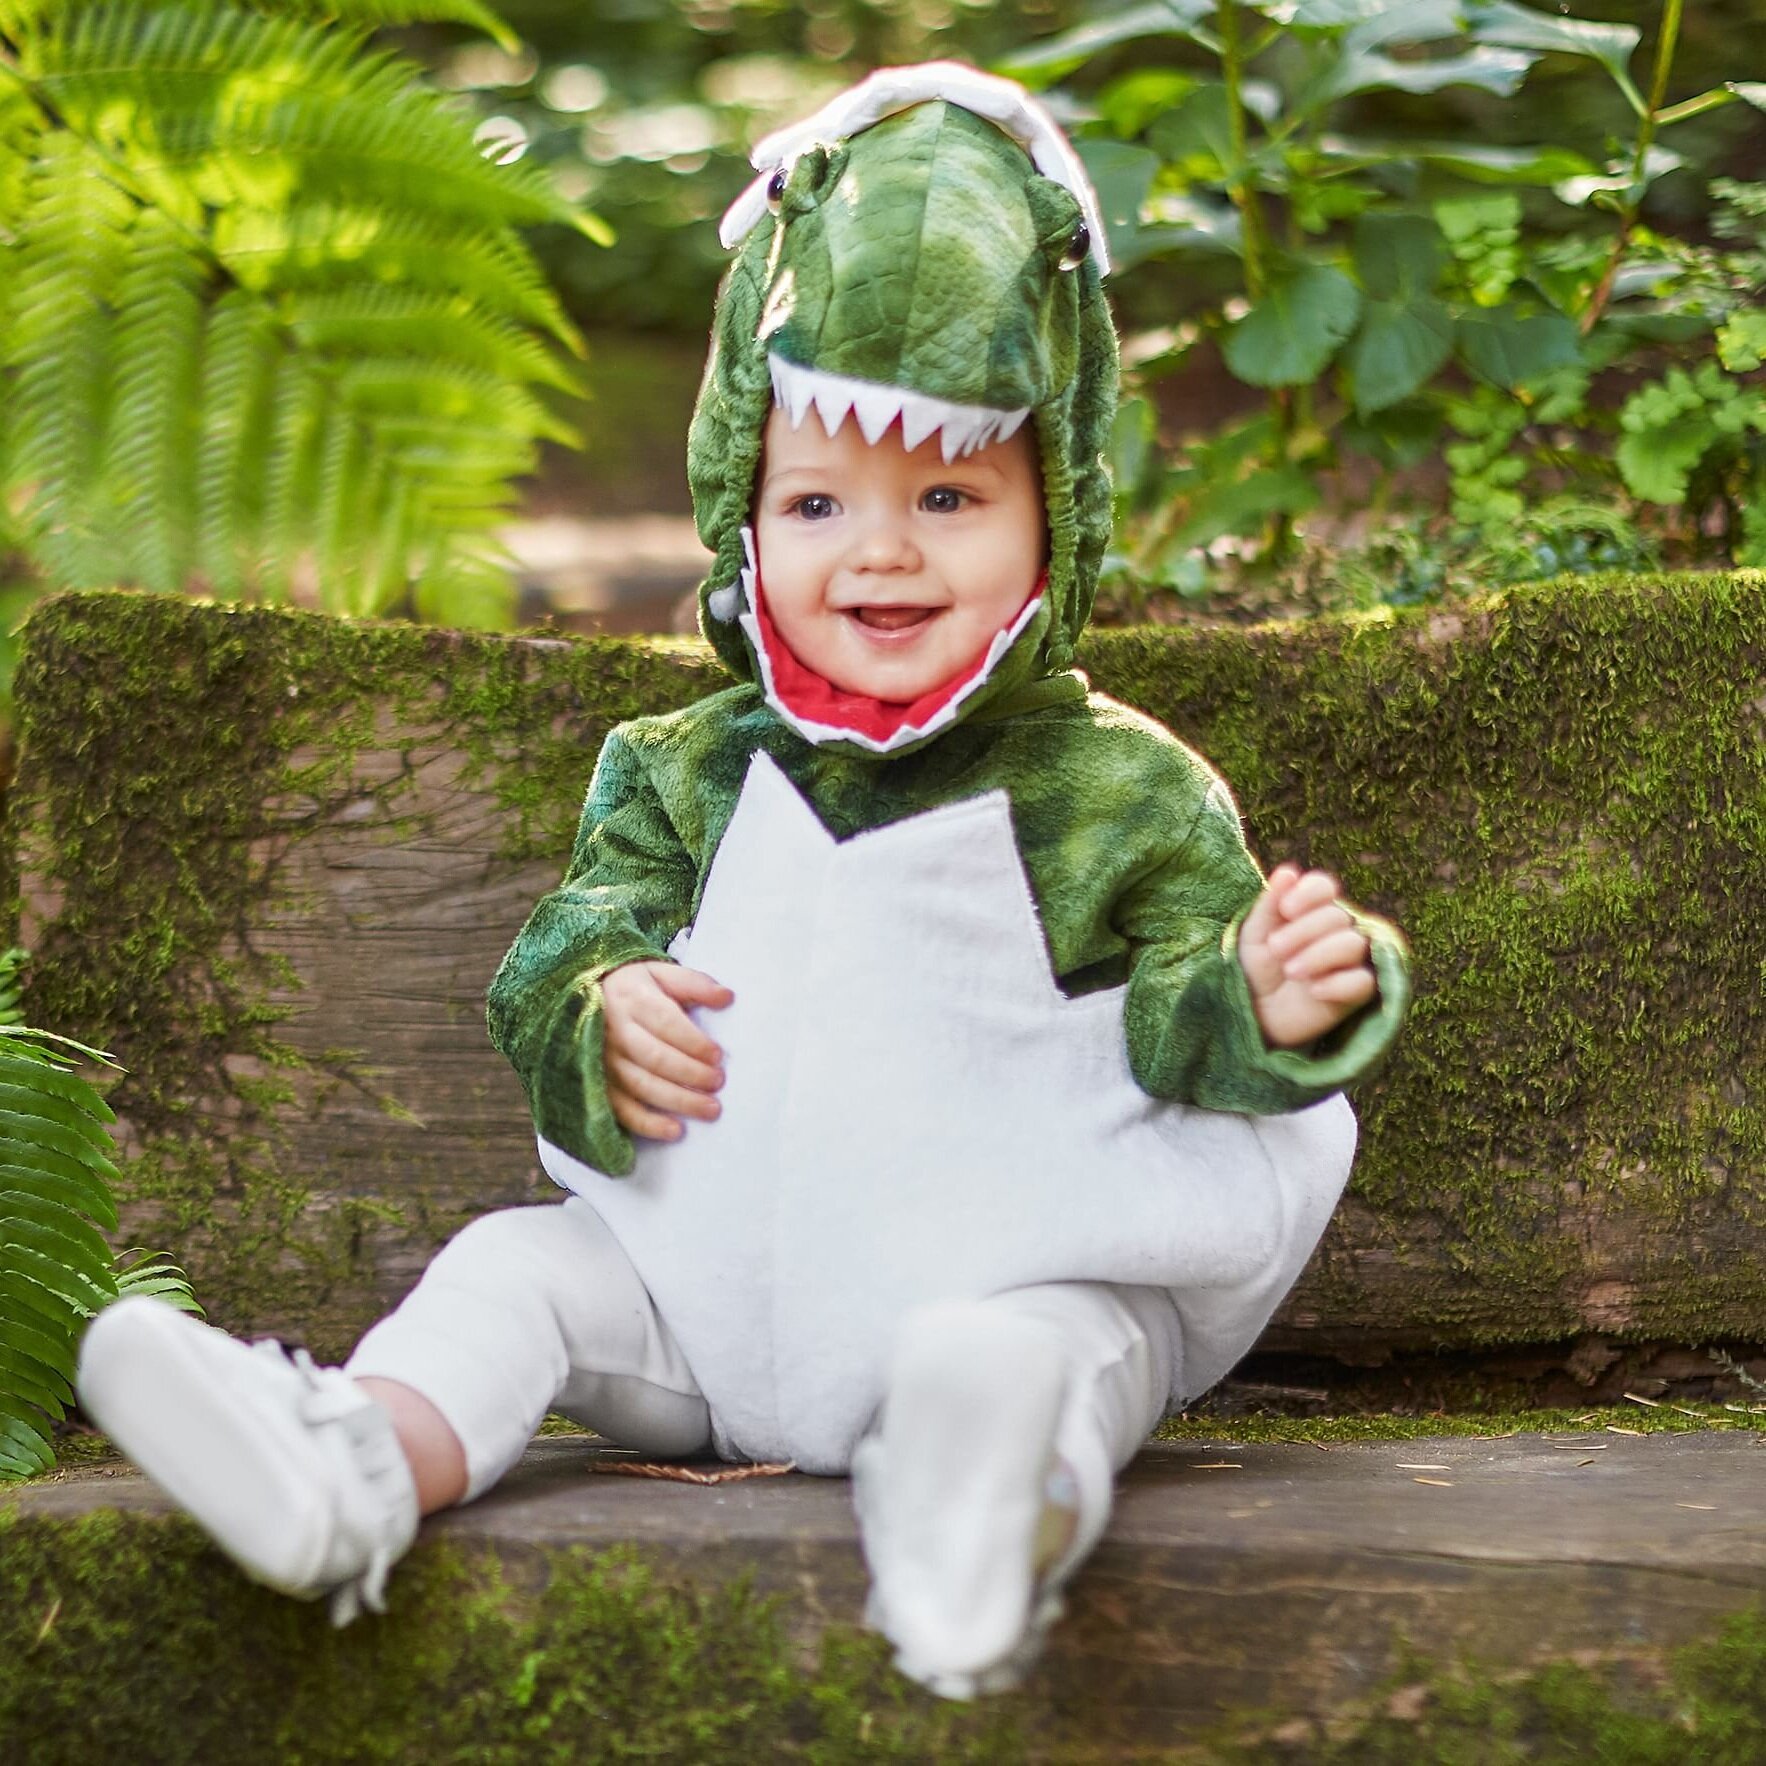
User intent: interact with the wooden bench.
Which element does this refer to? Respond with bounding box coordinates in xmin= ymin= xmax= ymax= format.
xmin=9 ymin=574 xmax=1766 ymax=1364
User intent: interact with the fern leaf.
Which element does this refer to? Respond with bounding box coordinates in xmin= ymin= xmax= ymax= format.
xmin=286 ymin=287 xmax=585 ymax=396
xmin=0 ymin=950 xmax=26 ymax=1027
xmin=196 ymin=290 xmax=280 ymax=597
xmin=216 ymin=201 xmax=583 ymax=350
xmin=3 ymin=0 xmax=590 ymax=623
xmin=273 ymin=0 xmax=521 ymax=55
xmin=0 ymin=1033 xmax=124 ymax=1482
xmin=114 ymin=1250 xmax=200 ymax=1315
xmin=3 ymin=132 xmax=132 ymax=586
xmin=0 ymin=1413 xmax=56 ymax=1479
xmin=100 ymin=208 xmax=205 ymax=593
xmin=258 ymin=354 xmax=332 ymax=600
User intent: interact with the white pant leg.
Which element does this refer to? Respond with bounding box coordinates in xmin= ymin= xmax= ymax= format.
xmin=970 ymin=1281 xmax=1178 ymax=1566
xmin=346 ymin=1198 xmax=710 ymax=1501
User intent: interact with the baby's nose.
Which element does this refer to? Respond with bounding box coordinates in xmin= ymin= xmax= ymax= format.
xmin=850 ymin=513 xmax=919 ymax=569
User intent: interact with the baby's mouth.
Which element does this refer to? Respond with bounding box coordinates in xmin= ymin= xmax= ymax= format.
xmin=850 ymin=606 xmax=937 ymax=631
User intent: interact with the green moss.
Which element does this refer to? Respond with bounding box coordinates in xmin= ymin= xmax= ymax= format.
xmin=0 ymin=1508 xmax=1020 ymax=1764
xmin=1079 ymin=570 xmax=1766 ymax=1345
xmin=1209 ymin=1607 xmax=1766 ymax=1763
xmin=1155 ymin=1403 xmax=1765 ymax=1445
xmin=6 ymin=592 xmax=721 ymax=1349
xmin=10 ymin=572 xmax=1766 ymax=1354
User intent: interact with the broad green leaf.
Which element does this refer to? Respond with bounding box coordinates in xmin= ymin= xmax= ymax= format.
xmin=1348 ymin=297 xmax=1455 ymax=411
xmin=1095 ymin=69 xmax=1202 ymax=138
xmin=1173 ymin=465 xmax=1321 ymax=551
xmin=1319 ymin=46 xmax=1536 ymax=105
xmin=1554 ymin=146 xmax=1683 ymax=208
xmin=1465 ymin=0 xmax=1640 ymax=84
xmin=1719 ymin=313 xmax=1766 ymax=374
xmin=1615 ymin=415 xmax=1715 ymax=503
xmin=1435 ymin=193 xmax=1522 ymax=245
xmin=1352 ymin=212 xmax=1448 ymax=300
xmin=1318 ymin=135 xmax=1596 ymax=185
xmin=1455 ymin=308 xmax=1580 ymax=387
xmin=1222 ymin=262 xmax=1363 ymax=387
xmin=1339 ymin=398 xmax=1446 ymax=468
xmin=1131 ymin=195 xmax=1245 ymax=261
xmin=992 ymin=0 xmax=1218 ymax=85
xmin=1147 ymin=83 xmax=1237 ymax=179
xmin=1340 ymin=0 xmax=1465 ymax=50
xmin=1075 ymin=141 xmax=1162 ymax=272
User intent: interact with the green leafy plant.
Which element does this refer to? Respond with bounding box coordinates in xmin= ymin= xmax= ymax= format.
xmin=1000 ymin=0 xmax=1766 ymax=604
xmin=0 ymin=950 xmax=197 ymax=1482
xmin=0 ymin=0 xmax=600 ymax=628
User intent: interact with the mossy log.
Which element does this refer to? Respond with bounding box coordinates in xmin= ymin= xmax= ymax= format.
xmin=7 ymin=575 xmax=1766 ymax=1362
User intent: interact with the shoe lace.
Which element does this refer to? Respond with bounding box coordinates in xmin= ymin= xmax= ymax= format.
xmin=253 ymin=1342 xmax=413 ymax=1626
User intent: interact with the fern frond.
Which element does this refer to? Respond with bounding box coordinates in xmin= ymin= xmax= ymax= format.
xmin=258 ymin=353 xmax=331 ymax=601
xmin=101 ymin=208 xmax=205 ymax=593
xmin=2 ymin=0 xmax=592 ymax=624
xmin=195 ymin=290 xmax=280 ymax=596
xmin=219 ymin=201 xmax=582 ymax=350
xmin=286 ymin=287 xmax=584 ymax=396
xmin=0 ymin=949 xmax=26 ymax=1026
xmin=3 ymin=131 xmax=132 ymax=585
xmin=0 ymin=1032 xmax=123 ymax=1482
xmin=114 ymin=1248 xmax=200 ymax=1315
xmin=271 ymin=0 xmax=520 ymax=55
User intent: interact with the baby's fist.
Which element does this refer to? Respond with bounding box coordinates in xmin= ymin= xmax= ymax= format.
xmin=1238 ymin=864 xmax=1377 ymax=1050
xmin=601 ymin=960 xmax=733 ymax=1141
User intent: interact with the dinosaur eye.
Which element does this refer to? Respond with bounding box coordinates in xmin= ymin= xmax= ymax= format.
xmin=766 ymin=167 xmax=787 ymax=210
xmin=1059 ymin=221 xmax=1090 ymax=271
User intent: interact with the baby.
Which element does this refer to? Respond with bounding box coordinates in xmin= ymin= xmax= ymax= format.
xmin=77 ymin=63 xmax=1408 ymax=1698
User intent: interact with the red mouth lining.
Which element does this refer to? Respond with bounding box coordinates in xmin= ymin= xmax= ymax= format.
xmin=750 ymin=567 xmax=1046 ymax=744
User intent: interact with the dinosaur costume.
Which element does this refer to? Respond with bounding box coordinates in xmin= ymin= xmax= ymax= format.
xmin=484 ymin=64 xmax=1410 ymax=1475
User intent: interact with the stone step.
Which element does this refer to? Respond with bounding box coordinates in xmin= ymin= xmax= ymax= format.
xmin=8 ymin=1430 xmax=1766 ymax=1758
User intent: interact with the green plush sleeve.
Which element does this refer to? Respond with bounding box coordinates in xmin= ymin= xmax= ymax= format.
xmin=1115 ymin=784 xmax=1411 ymax=1113
xmin=485 ymin=728 xmax=699 ymax=1176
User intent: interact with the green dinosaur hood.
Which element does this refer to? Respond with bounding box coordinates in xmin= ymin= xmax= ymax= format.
xmin=686 ymin=63 xmax=1120 ymax=758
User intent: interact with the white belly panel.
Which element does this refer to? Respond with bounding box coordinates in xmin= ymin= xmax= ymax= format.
xmin=542 ymin=752 xmax=1355 ymax=1469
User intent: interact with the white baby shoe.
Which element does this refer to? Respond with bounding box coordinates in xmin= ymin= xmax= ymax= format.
xmin=77 ymin=1295 xmax=419 ymax=1625
xmin=851 ymin=1301 xmax=1085 ymax=1700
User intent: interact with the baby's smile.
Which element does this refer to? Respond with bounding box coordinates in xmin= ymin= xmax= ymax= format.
xmin=754 ymin=399 xmax=1046 ymax=702
xmin=845 ymin=603 xmax=942 ymax=637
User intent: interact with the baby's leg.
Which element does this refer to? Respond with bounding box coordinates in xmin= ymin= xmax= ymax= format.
xmin=347 ymin=1196 xmax=709 ymax=1508
xmin=853 ymin=1282 xmax=1175 ymax=1699
xmin=77 ymin=1196 xmax=705 ymax=1623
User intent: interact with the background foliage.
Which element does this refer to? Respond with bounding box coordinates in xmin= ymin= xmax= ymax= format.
xmin=0 ymin=0 xmax=593 ymax=631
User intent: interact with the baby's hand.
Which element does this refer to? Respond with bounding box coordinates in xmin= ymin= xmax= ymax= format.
xmin=601 ymin=961 xmax=733 ymax=1141
xmin=1238 ymin=863 xmax=1377 ymax=1050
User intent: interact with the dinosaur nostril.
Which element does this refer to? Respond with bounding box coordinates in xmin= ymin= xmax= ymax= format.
xmin=1060 ymin=221 xmax=1089 ymax=271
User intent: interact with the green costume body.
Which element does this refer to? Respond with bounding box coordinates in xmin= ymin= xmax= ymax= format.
xmin=485 ymin=63 xmax=1409 ymax=1471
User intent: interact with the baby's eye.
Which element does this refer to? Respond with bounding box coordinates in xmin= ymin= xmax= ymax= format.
xmin=789 ymin=494 xmax=837 ymax=520
xmin=922 ymin=487 xmax=969 ymax=513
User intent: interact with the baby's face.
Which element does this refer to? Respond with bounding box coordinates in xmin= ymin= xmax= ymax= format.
xmin=753 ymin=403 xmax=1046 ymax=703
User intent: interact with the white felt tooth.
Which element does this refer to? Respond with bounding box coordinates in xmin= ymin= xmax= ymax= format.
xmin=812 ymin=380 xmax=854 ymax=439
xmin=940 ymin=411 xmax=982 ymax=462
xmin=770 ymin=358 xmax=814 ymax=430
xmin=850 ymin=381 xmax=904 ymax=445
xmin=997 ymin=409 xmax=1030 ymax=442
xmin=898 ymin=395 xmax=944 ymax=453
